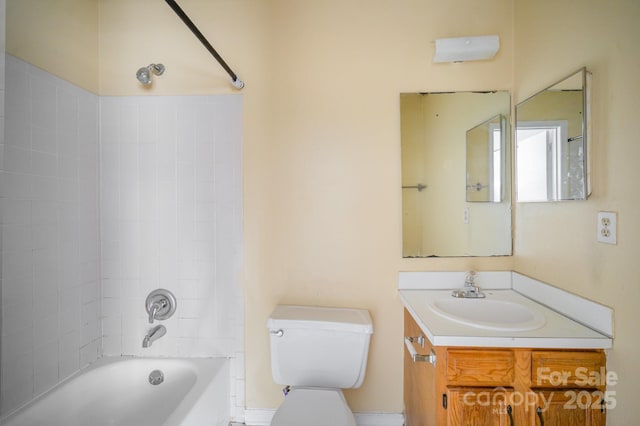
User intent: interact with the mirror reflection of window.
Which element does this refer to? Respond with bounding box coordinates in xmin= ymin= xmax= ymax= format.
xmin=516 ymin=121 xmax=568 ymax=202
xmin=514 ymin=68 xmax=589 ymax=202
xmin=516 ymin=128 xmax=550 ymax=201
xmin=490 ymin=123 xmax=502 ymax=202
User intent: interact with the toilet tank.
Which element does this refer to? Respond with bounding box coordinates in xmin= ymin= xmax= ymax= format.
xmin=267 ymin=305 xmax=373 ymax=389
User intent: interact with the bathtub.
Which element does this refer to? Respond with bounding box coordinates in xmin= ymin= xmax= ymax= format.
xmin=2 ymin=357 xmax=230 ymax=426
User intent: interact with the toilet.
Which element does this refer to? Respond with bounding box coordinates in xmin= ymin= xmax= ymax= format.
xmin=267 ymin=304 xmax=374 ymax=426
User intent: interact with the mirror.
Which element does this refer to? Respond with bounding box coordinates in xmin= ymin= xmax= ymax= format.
xmin=515 ymin=68 xmax=590 ymax=202
xmin=466 ymin=114 xmax=506 ymax=203
xmin=401 ymin=91 xmax=512 ymax=257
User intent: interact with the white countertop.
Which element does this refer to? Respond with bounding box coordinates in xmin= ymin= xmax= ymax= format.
xmin=398 ymin=272 xmax=613 ymax=349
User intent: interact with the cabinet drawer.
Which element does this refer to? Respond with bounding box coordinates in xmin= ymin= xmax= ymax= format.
xmin=446 ymin=349 xmax=515 ymax=386
xmin=532 ymin=351 xmax=606 ymax=388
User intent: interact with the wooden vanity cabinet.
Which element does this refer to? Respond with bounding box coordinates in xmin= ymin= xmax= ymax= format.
xmin=446 ymin=387 xmax=514 ymax=426
xmin=403 ymin=309 xmax=607 ymax=426
xmin=529 ymin=351 xmax=607 ymax=426
xmin=528 ymin=390 xmax=605 ymax=426
xmin=404 ymin=306 xmax=440 ymax=425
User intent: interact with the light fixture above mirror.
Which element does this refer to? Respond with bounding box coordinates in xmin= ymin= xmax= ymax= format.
xmin=433 ymin=35 xmax=500 ymax=63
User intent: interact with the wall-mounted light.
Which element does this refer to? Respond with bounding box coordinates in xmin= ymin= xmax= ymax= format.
xmin=433 ymin=35 xmax=500 ymax=63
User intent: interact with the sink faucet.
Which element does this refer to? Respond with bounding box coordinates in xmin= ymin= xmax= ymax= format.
xmin=142 ymin=325 xmax=167 ymax=348
xmin=452 ymin=271 xmax=485 ymax=298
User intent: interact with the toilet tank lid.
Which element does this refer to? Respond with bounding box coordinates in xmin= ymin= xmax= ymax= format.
xmin=267 ymin=305 xmax=373 ymax=334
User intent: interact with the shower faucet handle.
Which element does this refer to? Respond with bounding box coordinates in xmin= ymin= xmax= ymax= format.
xmin=145 ymin=289 xmax=177 ymax=323
xmin=148 ymin=299 xmax=167 ymax=323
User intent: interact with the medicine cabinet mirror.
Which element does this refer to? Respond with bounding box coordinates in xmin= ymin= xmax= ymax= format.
xmin=515 ymin=68 xmax=591 ymax=202
xmin=401 ymin=91 xmax=512 ymax=258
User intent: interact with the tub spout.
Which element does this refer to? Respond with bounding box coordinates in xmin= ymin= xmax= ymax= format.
xmin=142 ymin=325 xmax=167 ymax=348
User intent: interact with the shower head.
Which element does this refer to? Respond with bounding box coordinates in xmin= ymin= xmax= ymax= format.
xmin=136 ymin=63 xmax=166 ymax=85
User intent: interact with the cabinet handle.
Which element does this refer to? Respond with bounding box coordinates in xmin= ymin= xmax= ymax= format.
xmin=506 ymin=405 xmax=513 ymax=426
xmin=406 ymin=335 xmax=425 ymax=348
xmin=536 ymin=406 xmax=544 ymax=426
xmin=404 ymin=337 xmax=436 ymax=365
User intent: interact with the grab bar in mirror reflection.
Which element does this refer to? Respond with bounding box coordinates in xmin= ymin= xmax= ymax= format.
xmin=402 ymin=183 xmax=427 ymax=192
xmin=466 ymin=182 xmax=488 ymax=191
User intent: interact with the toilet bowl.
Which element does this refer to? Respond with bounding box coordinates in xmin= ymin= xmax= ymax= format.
xmin=267 ymin=305 xmax=373 ymax=426
xmin=270 ymin=388 xmax=356 ymax=426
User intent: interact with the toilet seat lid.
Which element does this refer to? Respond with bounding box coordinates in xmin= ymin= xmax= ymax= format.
xmin=271 ymin=388 xmax=356 ymax=426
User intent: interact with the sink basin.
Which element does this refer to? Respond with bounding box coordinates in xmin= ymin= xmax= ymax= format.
xmin=428 ymin=297 xmax=546 ymax=331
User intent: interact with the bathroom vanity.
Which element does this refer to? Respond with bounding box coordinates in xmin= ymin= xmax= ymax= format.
xmin=399 ymin=272 xmax=613 ymax=426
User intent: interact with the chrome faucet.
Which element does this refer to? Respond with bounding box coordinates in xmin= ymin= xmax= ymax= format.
xmin=145 ymin=289 xmax=177 ymax=324
xmin=142 ymin=325 xmax=167 ymax=348
xmin=148 ymin=299 xmax=167 ymax=323
xmin=452 ymin=271 xmax=485 ymax=298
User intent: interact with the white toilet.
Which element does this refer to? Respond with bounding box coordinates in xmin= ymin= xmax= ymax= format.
xmin=267 ymin=304 xmax=374 ymax=426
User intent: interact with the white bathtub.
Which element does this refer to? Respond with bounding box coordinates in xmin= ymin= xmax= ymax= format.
xmin=2 ymin=357 xmax=230 ymax=426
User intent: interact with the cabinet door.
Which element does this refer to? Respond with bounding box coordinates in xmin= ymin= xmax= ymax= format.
xmin=447 ymin=387 xmax=514 ymax=426
xmin=531 ymin=351 xmax=606 ymax=388
xmin=446 ymin=349 xmax=515 ymax=386
xmin=532 ymin=390 xmax=606 ymax=426
xmin=404 ymin=310 xmax=438 ymax=426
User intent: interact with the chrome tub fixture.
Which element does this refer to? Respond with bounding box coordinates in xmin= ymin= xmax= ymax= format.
xmin=136 ymin=63 xmax=165 ymax=85
xmin=145 ymin=289 xmax=177 ymax=324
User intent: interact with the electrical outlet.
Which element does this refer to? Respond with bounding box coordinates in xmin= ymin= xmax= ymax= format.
xmin=597 ymin=211 xmax=617 ymax=244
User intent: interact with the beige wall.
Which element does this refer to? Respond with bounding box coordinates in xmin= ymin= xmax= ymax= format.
xmin=14 ymin=0 xmax=640 ymax=422
xmin=513 ymin=0 xmax=640 ymax=423
xmin=252 ymin=0 xmax=514 ymax=413
xmin=6 ymin=0 xmax=99 ymax=93
xmin=400 ymin=94 xmax=427 ymax=256
xmin=7 ymin=0 xmax=515 ymax=415
xmin=97 ymin=0 xmax=271 ymax=96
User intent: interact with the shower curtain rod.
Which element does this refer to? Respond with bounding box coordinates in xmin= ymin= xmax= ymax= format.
xmin=164 ymin=0 xmax=244 ymax=89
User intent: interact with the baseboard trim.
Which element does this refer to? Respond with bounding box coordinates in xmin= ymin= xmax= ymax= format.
xmin=244 ymin=409 xmax=404 ymax=426
xmin=243 ymin=409 xmax=272 ymax=426
xmin=355 ymin=412 xmax=405 ymax=425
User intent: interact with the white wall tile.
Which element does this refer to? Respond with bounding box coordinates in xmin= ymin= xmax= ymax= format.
xmin=102 ymin=316 xmax=121 ymax=337
xmin=56 ymin=88 xmax=78 ymax=158
xmin=1 ymin=55 xmax=100 ymax=415
xmin=2 ymin=198 xmax=29 ymax=225
xmin=99 ymin=93 xmax=244 ymax=413
xmin=34 ymin=341 xmax=59 ymax=395
xmin=101 ymin=335 xmax=122 ymax=356
xmin=30 ymin=76 xmax=56 ymax=132
xmin=59 ymin=330 xmax=80 ymax=379
xmin=79 ymin=340 xmax=99 ymax=368
xmin=3 ymin=145 xmax=30 ymax=173
xmin=31 ymin=125 xmax=55 ymax=155
xmin=1 ymin=69 xmax=244 ymax=416
xmin=59 ymin=303 xmax=81 ymax=336
xmin=1 ymin=349 xmax=33 ymax=414
xmin=31 ymin=150 xmax=57 ymax=177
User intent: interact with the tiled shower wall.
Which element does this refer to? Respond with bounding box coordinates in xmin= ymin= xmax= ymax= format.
xmin=99 ymin=94 xmax=244 ymax=417
xmin=1 ymin=55 xmax=101 ymax=414
xmin=1 ymin=56 xmax=245 ymax=419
